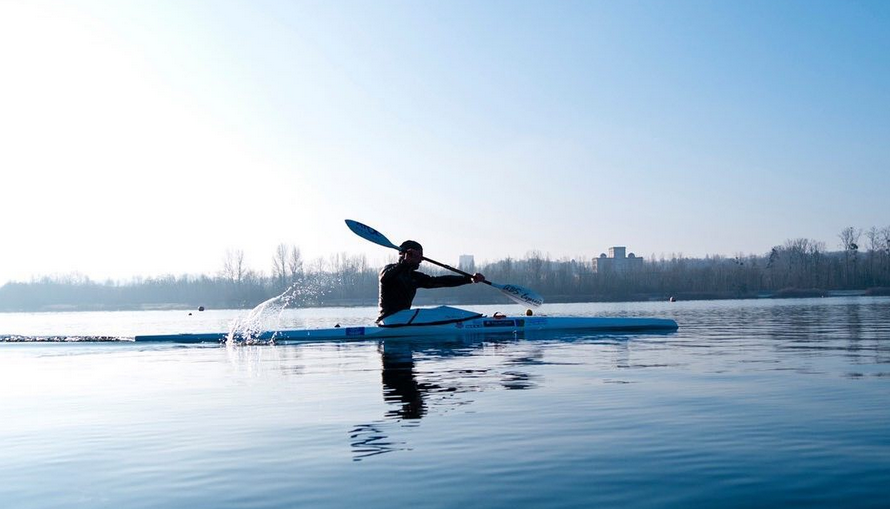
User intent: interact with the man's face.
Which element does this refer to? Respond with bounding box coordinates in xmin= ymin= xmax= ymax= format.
xmin=402 ymin=248 xmax=423 ymax=268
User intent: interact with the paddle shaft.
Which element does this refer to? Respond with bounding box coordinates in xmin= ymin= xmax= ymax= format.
xmin=420 ymin=255 xmax=490 ymax=286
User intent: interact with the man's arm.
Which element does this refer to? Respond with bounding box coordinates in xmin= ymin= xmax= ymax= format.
xmin=414 ymin=272 xmax=473 ymax=289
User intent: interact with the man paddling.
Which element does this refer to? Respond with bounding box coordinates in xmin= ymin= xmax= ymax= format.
xmin=377 ymin=240 xmax=485 ymax=321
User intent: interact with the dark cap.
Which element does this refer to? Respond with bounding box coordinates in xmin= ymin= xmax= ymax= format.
xmin=399 ymin=240 xmax=423 ymax=252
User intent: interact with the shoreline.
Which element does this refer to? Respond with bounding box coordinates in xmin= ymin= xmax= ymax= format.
xmin=2 ymin=289 xmax=888 ymax=313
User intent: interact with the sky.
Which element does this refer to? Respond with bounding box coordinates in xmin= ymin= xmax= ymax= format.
xmin=0 ymin=0 xmax=888 ymax=284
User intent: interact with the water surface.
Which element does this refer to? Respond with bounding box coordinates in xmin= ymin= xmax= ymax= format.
xmin=1 ymin=298 xmax=889 ymax=508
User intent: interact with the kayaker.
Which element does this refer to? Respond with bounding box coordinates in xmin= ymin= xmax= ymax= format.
xmin=377 ymin=240 xmax=485 ymax=321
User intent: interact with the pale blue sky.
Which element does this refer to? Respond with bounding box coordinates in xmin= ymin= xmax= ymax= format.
xmin=1 ymin=0 xmax=887 ymax=283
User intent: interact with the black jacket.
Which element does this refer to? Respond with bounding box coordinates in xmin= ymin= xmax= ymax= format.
xmin=377 ymin=261 xmax=471 ymax=320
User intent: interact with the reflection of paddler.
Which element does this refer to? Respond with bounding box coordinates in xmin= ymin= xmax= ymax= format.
xmin=380 ymin=341 xmax=426 ymax=420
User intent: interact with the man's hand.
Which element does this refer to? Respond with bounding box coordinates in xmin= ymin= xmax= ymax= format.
xmin=471 ymin=273 xmax=486 ymax=283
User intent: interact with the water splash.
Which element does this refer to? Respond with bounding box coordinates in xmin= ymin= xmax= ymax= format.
xmin=225 ymin=295 xmax=284 ymax=345
xmin=226 ymin=276 xmax=336 ymax=345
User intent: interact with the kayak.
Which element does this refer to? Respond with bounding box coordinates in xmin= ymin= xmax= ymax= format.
xmin=134 ymin=306 xmax=678 ymax=343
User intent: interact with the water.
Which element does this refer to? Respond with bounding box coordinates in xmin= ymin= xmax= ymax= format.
xmin=1 ymin=297 xmax=889 ymax=508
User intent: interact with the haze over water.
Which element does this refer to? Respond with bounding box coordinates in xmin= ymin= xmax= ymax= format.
xmin=2 ymin=297 xmax=889 ymax=508
xmin=2 ymin=1 xmax=888 ymax=284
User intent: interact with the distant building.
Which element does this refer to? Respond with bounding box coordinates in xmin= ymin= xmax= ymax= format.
xmin=592 ymin=246 xmax=643 ymax=273
xmin=458 ymin=254 xmax=475 ymax=273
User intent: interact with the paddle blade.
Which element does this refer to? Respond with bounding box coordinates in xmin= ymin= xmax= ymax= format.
xmin=491 ymin=282 xmax=544 ymax=308
xmin=345 ymin=220 xmax=400 ymax=251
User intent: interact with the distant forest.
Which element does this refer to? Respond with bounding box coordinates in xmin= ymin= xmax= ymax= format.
xmin=2 ymin=226 xmax=890 ymax=312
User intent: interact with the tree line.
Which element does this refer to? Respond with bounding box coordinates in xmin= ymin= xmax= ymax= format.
xmin=2 ymin=227 xmax=889 ymax=312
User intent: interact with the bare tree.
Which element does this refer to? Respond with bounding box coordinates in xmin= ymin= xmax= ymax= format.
xmin=222 ymin=248 xmax=246 ymax=285
xmin=882 ymin=226 xmax=890 ymax=254
xmin=527 ymin=250 xmax=545 ymax=286
xmin=839 ymin=227 xmax=861 ymax=287
xmin=308 ymin=256 xmax=327 ymax=275
xmin=288 ymin=246 xmax=303 ymax=283
xmin=839 ymin=226 xmax=861 ymax=253
xmin=865 ymin=227 xmax=880 ymax=286
xmin=272 ymin=244 xmax=289 ymax=290
xmin=882 ymin=226 xmax=890 ymax=284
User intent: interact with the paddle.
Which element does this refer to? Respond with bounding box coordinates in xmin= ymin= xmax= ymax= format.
xmin=345 ymin=219 xmax=544 ymax=308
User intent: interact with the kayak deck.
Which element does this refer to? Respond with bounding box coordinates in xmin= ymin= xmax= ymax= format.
xmin=134 ymin=315 xmax=679 ymax=343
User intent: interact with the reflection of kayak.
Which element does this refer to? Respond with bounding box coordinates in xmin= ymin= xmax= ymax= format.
xmin=134 ymin=306 xmax=678 ymax=343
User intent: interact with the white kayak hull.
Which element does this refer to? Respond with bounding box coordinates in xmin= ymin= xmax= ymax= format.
xmin=134 ymin=313 xmax=679 ymax=343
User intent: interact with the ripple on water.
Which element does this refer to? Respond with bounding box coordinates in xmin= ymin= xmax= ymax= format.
xmin=2 ymin=297 xmax=890 ymax=508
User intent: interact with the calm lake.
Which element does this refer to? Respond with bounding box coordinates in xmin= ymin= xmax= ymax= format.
xmin=2 ymin=297 xmax=889 ymax=508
